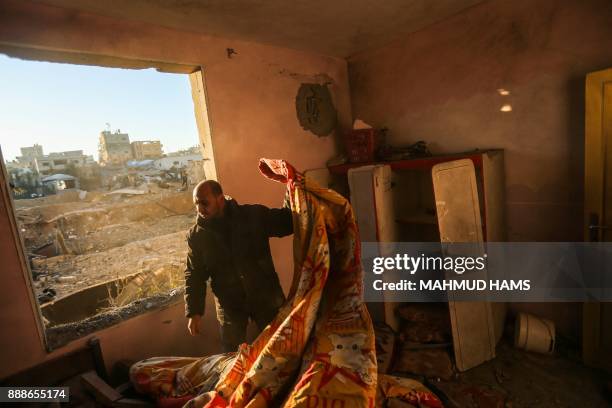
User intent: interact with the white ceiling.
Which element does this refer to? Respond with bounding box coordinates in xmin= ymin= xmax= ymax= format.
xmin=34 ymin=0 xmax=483 ymax=58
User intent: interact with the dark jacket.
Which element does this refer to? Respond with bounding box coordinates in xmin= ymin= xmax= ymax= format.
xmin=184 ymin=198 xmax=293 ymax=318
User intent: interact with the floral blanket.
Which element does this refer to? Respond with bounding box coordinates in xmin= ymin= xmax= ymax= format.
xmin=130 ymin=159 xmax=443 ymax=408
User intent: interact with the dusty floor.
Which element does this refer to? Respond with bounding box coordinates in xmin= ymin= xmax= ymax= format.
xmin=401 ymin=338 xmax=611 ymax=408
xmin=386 ymin=303 xmax=610 ymax=407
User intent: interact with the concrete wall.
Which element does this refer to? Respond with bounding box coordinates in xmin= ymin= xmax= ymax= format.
xmin=154 ymin=155 xmax=202 ymax=171
xmin=0 ymin=0 xmax=350 ymax=379
xmin=347 ymin=0 xmax=612 ymax=338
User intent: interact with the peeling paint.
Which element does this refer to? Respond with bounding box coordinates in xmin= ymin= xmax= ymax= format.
xmin=273 ymin=65 xmax=334 ymax=84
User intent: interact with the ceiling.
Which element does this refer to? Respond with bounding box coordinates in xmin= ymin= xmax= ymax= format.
xmin=35 ymin=0 xmax=483 ymax=58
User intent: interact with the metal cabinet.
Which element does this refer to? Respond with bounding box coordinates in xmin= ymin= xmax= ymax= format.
xmin=310 ymin=149 xmax=507 ymax=371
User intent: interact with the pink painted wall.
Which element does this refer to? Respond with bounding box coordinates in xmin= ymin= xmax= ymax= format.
xmin=348 ymin=0 xmax=612 ymax=338
xmin=0 ymin=0 xmax=350 ymax=379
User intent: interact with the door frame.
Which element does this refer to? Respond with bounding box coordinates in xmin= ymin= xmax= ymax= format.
xmin=583 ymin=67 xmax=612 ymax=370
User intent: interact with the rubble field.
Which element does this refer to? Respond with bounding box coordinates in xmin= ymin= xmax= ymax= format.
xmin=14 ymin=184 xmax=195 ymax=346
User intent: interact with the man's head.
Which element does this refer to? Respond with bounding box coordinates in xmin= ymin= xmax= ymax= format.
xmin=193 ymin=180 xmax=226 ymax=219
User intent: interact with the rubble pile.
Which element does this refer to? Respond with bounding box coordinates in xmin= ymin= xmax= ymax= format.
xmin=32 ymin=230 xmax=188 ymax=300
xmin=14 ymin=185 xmax=195 ymax=340
xmin=16 ymin=188 xmax=192 ymax=254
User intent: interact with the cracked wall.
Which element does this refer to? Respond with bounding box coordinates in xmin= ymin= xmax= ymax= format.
xmin=347 ymin=0 xmax=612 ymax=338
xmin=0 ymin=0 xmax=352 ymax=380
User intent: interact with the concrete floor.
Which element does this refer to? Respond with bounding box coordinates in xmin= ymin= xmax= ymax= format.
xmin=427 ymin=338 xmax=611 ymax=408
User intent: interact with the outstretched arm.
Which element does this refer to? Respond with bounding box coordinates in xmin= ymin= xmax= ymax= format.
xmin=265 ymin=206 xmax=293 ymax=237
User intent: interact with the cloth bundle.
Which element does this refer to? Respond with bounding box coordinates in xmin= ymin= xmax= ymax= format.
xmin=130 ymin=159 xmax=443 ymax=408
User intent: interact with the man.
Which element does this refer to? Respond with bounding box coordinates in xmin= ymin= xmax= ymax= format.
xmin=184 ymin=180 xmax=293 ymax=352
xmin=180 ymin=169 xmax=188 ymax=189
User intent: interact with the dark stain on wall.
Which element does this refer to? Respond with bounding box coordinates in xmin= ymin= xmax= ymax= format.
xmin=295 ymin=83 xmax=337 ymax=137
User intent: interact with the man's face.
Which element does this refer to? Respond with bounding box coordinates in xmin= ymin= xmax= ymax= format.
xmin=194 ymin=187 xmax=224 ymax=219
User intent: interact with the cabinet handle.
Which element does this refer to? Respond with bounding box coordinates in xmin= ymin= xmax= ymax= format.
xmin=588 ymin=213 xmax=606 ymax=242
xmin=588 ymin=225 xmax=610 ymax=230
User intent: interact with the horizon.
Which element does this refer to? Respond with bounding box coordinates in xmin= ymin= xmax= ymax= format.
xmin=0 ymin=54 xmax=200 ymax=163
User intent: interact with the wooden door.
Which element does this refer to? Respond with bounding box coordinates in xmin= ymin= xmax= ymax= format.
xmin=584 ymin=68 xmax=612 ymax=372
xmin=432 ymin=159 xmax=496 ymax=371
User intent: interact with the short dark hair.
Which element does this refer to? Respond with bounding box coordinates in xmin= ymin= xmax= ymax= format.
xmin=205 ymin=180 xmax=223 ymax=196
xmin=194 ymin=179 xmax=223 ymax=198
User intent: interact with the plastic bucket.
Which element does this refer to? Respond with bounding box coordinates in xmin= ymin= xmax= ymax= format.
xmin=514 ymin=312 xmax=555 ymax=354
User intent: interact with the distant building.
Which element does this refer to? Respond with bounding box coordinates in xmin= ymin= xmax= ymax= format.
xmin=99 ymin=130 xmax=131 ymax=165
xmin=20 ymin=144 xmax=44 ymax=159
xmin=12 ymin=145 xmax=94 ymax=176
xmin=166 ymin=146 xmax=202 ymax=157
xmin=33 ymin=150 xmax=95 ymax=176
xmin=186 ymin=160 xmax=206 ymax=185
xmin=154 ymin=154 xmax=202 ymax=171
xmin=126 ymin=159 xmax=155 ymax=169
xmin=5 ymin=160 xmax=29 ymax=171
xmin=41 ymin=173 xmax=79 ymax=191
xmin=15 ymin=144 xmax=44 ymax=168
xmin=131 ymin=140 xmax=163 ymax=160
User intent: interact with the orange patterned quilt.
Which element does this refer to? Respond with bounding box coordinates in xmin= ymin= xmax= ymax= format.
xmin=130 ymin=159 xmax=443 ymax=408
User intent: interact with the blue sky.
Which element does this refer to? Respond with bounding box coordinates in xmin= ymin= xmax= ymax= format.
xmin=0 ymin=54 xmax=199 ymax=162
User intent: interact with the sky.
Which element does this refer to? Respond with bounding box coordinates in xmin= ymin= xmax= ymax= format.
xmin=0 ymin=54 xmax=199 ymax=162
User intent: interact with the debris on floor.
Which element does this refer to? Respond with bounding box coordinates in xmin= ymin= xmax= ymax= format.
xmin=376 ymin=302 xmax=611 ymax=407
xmin=429 ymin=339 xmax=610 ymax=408
xmin=393 ymin=303 xmax=454 ymax=380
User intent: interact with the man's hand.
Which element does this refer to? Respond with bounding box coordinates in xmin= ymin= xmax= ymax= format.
xmin=187 ymin=315 xmax=202 ymax=336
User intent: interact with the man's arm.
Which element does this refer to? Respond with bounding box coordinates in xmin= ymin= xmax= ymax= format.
xmin=264 ymin=205 xmax=293 ymax=237
xmin=184 ymin=232 xmax=209 ymax=318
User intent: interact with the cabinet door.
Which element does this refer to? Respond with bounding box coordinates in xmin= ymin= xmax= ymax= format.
xmin=373 ymin=165 xmax=397 ymax=247
xmin=348 ymin=165 xmax=396 ymax=244
xmin=348 ymin=165 xmax=399 ymax=328
xmin=432 ymin=159 xmax=496 ymax=371
xmin=348 ymin=165 xmax=379 ymax=242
